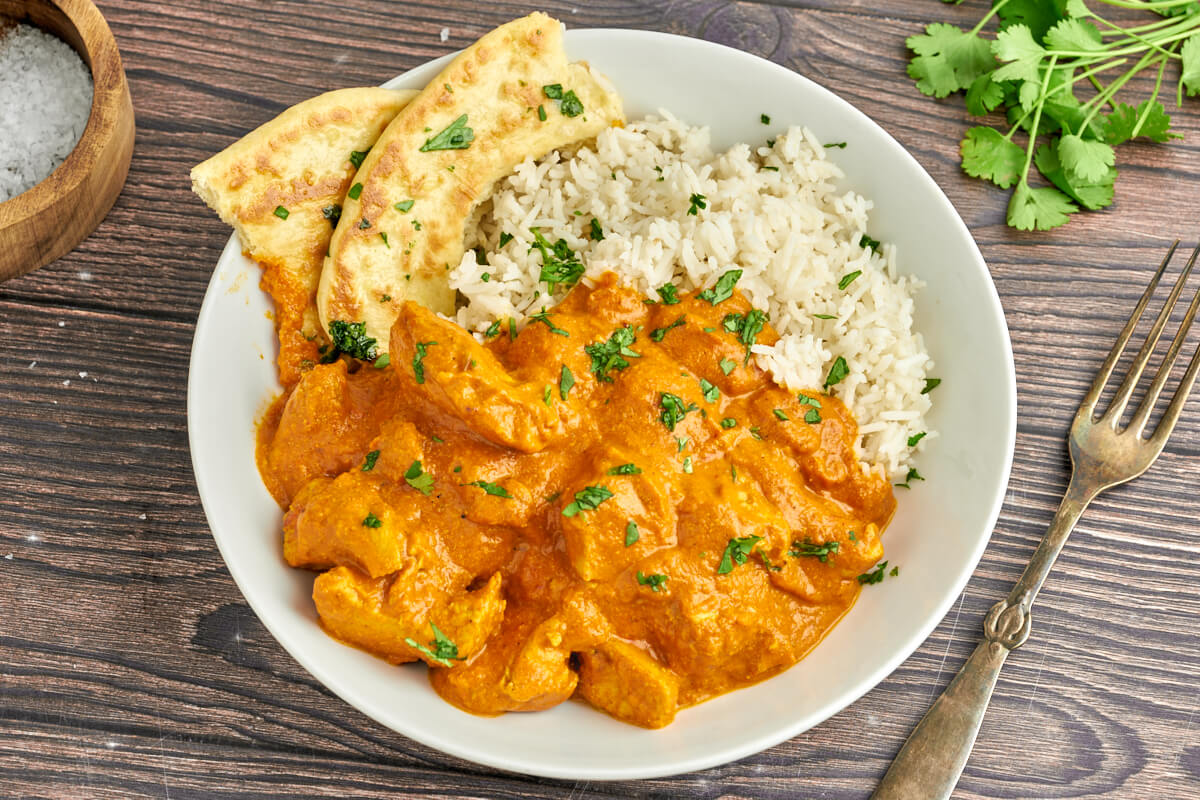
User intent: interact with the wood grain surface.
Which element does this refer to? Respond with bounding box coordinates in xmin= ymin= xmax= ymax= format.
xmin=1 ymin=1 xmax=1198 ymax=797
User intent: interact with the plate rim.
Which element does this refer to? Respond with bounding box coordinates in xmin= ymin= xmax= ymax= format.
xmin=188 ymin=26 xmax=1017 ymax=781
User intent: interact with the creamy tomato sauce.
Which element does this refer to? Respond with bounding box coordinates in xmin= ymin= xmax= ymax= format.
xmin=257 ymin=273 xmax=894 ymax=728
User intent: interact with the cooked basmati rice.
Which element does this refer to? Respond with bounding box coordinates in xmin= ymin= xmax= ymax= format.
xmin=449 ymin=112 xmax=934 ymax=479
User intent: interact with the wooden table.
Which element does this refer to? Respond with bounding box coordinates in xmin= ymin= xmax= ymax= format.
xmin=2 ymin=1 xmax=1198 ymax=797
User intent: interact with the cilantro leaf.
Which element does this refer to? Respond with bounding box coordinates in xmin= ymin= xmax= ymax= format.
xmin=404 ymin=460 xmax=435 ymax=496
xmin=419 ymin=114 xmax=474 ymax=152
xmin=965 ymin=73 xmax=1006 ymax=116
xmin=1007 ymin=182 xmax=1077 ymax=231
xmin=1057 ymin=134 xmax=1115 ymax=183
xmin=1044 ymin=18 xmax=1103 ymax=52
xmin=960 ymin=127 xmax=1025 ymax=189
xmin=996 ymin=0 xmax=1069 ymax=41
xmin=1102 ymin=100 xmax=1179 ymax=145
xmin=717 ymin=535 xmax=763 ymax=574
xmin=991 ymin=25 xmax=1046 ymax=84
xmin=906 ymin=23 xmax=996 ymax=98
xmin=586 ymin=325 xmax=640 ymax=382
xmin=1034 ymin=142 xmax=1114 ymax=211
xmin=562 ymin=485 xmax=613 ymax=517
xmin=1183 ymin=33 xmax=1200 ymax=98
xmin=698 ymin=269 xmax=742 ymax=305
xmin=327 ymin=320 xmax=378 ymax=362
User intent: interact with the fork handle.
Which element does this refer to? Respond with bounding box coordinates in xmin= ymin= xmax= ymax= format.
xmin=871 ymin=479 xmax=1097 ymax=800
xmin=870 ymin=638 xmax=1009 ymax=800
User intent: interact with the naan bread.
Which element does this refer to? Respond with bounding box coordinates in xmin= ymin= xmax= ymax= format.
xmin=318 ymin=13 xmax=624 ymax=352
xmin=191 ymin=87 xmax=417 ymax=384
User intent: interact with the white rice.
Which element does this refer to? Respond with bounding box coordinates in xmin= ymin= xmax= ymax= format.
xmin=449 ymin=112 xmax=935 ymax=479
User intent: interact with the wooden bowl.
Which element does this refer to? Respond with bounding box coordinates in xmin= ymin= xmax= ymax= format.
xmin=0 ymin=0 xmax=134 ymax=282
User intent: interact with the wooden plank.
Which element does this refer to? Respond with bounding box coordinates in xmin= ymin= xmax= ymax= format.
xmin=1 ymin=0 xmax=1198 ymax=797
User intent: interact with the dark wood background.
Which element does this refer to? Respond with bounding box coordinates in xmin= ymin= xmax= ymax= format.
xmin=2 ymin=0 xmax=1198 ymax=797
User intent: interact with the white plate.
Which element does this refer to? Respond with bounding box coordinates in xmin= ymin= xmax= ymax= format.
xmin=188 ymin=28 xmax=1016 ymax=780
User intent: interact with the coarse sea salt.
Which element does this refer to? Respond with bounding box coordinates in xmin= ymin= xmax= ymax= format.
xmin=0 ymin=23 xmax=93 ymax=203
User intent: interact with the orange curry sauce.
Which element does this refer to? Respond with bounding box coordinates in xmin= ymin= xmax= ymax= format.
xmin=257 ymin=273 xmax=895 ymax=728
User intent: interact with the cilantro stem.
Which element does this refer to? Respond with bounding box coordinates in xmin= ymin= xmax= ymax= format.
xmin=968 ymin=0 xmax=1013 ymax=37
xmin=1095 ymin=0 xmax=1198 ymax=10
xmin=1098 ymin=15 xmax=1185 ymax=37
xmin=1017 ymin=55 xmax=1059 ymax=183
xmin=1078 ymin=49 xmax=1158 ymax=132
xmin=1087 ymin=10 xmax=1182 ymax=59
xmin=1132 ymin=52 xmax=1170 ymax=139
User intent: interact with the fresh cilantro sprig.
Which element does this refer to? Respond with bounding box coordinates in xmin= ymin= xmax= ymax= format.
xmin=907 ymin=0 xmax=1199 ymax=230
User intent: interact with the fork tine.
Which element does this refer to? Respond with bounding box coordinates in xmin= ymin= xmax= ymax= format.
xmin=1128 ymin=274 xmax=1200 ymax=438
xmin=1148 ymin=328 xmax=1200 ymax=446
xmin=1077 ymin=241 xmax=1178 ymax=423
xmin=1101 ymin=242 xmax=1198 ymax=426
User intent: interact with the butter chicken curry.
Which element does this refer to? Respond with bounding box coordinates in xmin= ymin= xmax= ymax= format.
xmin=258 ymin=273 xmax=894 ymax=728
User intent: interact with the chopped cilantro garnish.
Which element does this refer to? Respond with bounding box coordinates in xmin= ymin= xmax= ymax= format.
xmin=273 ymin=205 xmax=289 ymax=220
xmin=362 ymin=450 xmax=380 ymax=471
xmin=608 ymin=463 xmax=641 ymax=475
xmin=559 ymin=364 xmax=574 ymax=400
xmin=720 ymin=417 xmax=737 ymax=429
xmin=921 ymin=378 xmax=941 ymax=394
xmin=562 ymin=485 xmax=614 ymax=517
xmin=860 ymin=234 xmax=881 ymax=253
xmin=327 ymin=320 xmax=378 ymax=361
xmin=528 ymin=308 xmax=569 ymax=337
xmin=373 ymin=353 xmax=390 ymax=369
xmin=687 ymin=193 xmax=707 ymax=215
xmin=404 ymin=460 xmax=435 ymax=496
xmin=838 ymin=270 xmax=862 ymax=290
xmin=542 ymin=84 xmax=563 ymax=100
xmin=499 ymin=232 xmax=513 ymax=247
xmin=348 ymin=183 xmax=362 ymax=200
xmin=559 ymin=90 xmax=584 ymax=117
xmin=362 ymin=512 xmax=382 ymax=528
xmin=412 ymin=340 xmax=436 ymax=384
xmin=824 ymin=142 xmax=847 ymax=149
xmin=813 ymin=313 xmax=837 ymax=320
xmin=789 ymin=539 xmax=839 ymax=562
xmin=824 ymin=356 xmax=849 ymax=389
xmin=625 ymin=521 xmax=640 ymax=547
xmin=586 ymin=325 xmax=640 ymax=382
xmin=636 ymin=571 xmax=668 ymax=592
xmin=349 ymin=149 xmax=369 ymax=168
xmin=659 ymin=392 xmax=698 ymax=432
xmin=322 ymin=204 xmax=341 ymax=226
xmin=723 ymin=309 xmax=768 ymax=363
xmin=419 ymin=114 xmax=474 ymax=151
xmin=760 ymin=113 xmax=771 ymax=124
xmin=698 ymin=269 xmax=742 ymax=305
xmin=508 ymin=317 xmax=517 ymax=341
xmin=358 ymin=217 xmax=371 ymax=230
xmin=529 ymin=228 xmax=584 ymax=293
xmin=699 ymin=378 xmax=719 ymax=403
xmin=717 ymin=535 xmax=763 ymax=574
xmin=858 ymin=561 xmax=890 ymax=585
xmin=908 ymin=432 xmax=927 ymax=447
xmin=394 ymin=199 xmax=414 ymax=213
xmin=650 ymin=316 xmax=686 ymax=343
xmin=484 ymin=319 xmax=501 ymax=338
xmin=657 ymin=284 xmax=680 ymax=305
xmin=537 ymin=104 xmax=547 ymax=121
xmin=719 ymin=358 xmax=737 ymax=375
xmin=804 ymin=408 xmax=821 ymax=424
xmin=682 ymin=456 xmax=693 ymax=474
xmin=895 ymin=467 xmax=925 ymax=489
xmin=403 ymin=622 xmax=461 ymax=667
xmin=773 ymin=408 xmax=789 ymax=421
xmin=589 ymin=218 xmax=604 ymax=241
xmin=462 ymin=480 xmax=511 ymax=498
xmin=380 ymin=232 xmax=390 ymax=248
xmin=543 ymin=385 xmax=552 ymax=406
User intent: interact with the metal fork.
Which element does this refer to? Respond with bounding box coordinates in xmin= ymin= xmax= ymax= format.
xmin=872 ymin=242 xmax=1200 ymax=800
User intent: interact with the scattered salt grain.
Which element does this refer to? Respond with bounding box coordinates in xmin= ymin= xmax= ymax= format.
xmin=0 ymin=24 xmax=93 ymax=202
xmin=28 ymin=361 xmax=36 ymax=368
xmin=57 ymin=321 xmax=65 ymax=327
xmin=62 ymin=379 xmax=70 ymax=386
xmin=3 ymin=554 xmax=11 ymax=560
xmin=138 ymin=513 xmax=146 ymax=520
xmin=440 ymin=27 xmax=449 ymax=42
xmin=78 ymin=270 xmax=93 ymax=281
xmin=78 ymin=371 xmax=87 ymax=378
